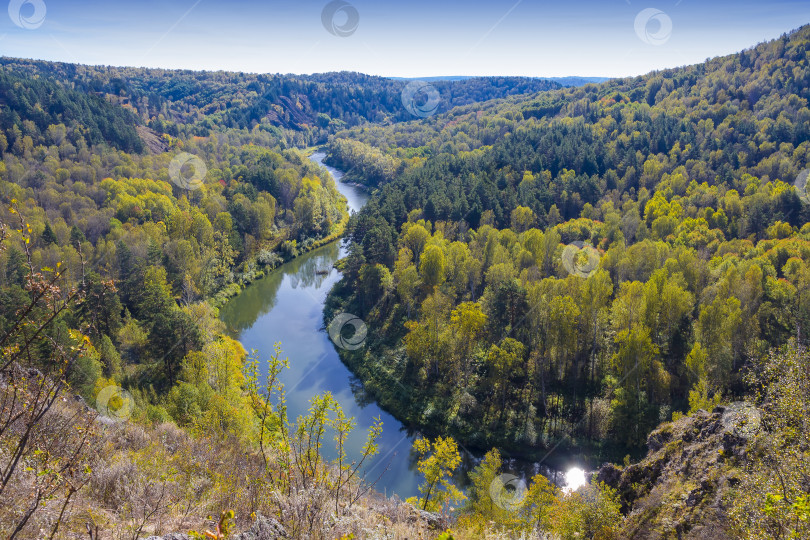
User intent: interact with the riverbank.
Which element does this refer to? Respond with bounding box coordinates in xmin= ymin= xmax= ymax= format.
xmin=208 ymin=149 xmax=356 ymax=310
xmin=322 ymin=278 xmax=611 ymax=476
xmin=208 ymin=212 xmax=350 ymax=310
xmin=218 ymin=155 xmax=432 ymax=499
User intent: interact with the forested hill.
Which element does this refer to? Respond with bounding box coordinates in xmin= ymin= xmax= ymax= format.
xmin=0 ymin=37 xmax=368 ymax=539
xmin=327 ymin=23 xmax=810 ymax=469
xmin=391 ymin=75 xmax=610 ymax=86
xmin=0 ymin=14 xmax=808 ymax=539
xmin=326 ymin=25 xmax=810 ymax=192
xmin=0 ymin=58 xmax=562 ymax=145
xmin=0 ymin=69 xmax=144 ymax=153
xmin=322 ymin=27 xmax=810 ymax=536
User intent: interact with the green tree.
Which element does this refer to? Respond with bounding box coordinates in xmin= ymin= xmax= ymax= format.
xmin=132 ymin=266 xmax=175 ymax=323
xmin=450 ymin=302 xmax=487 ymax=384
xmin=78 ymin=272 xmax=123 ymax=340
xmin=420 ymin=245 xmax=446 ymax=290
xmin=511 ymin=206 xmax=535 ymax=233
xmin=148 ymin=308 xmax=202 ymax=386
xmin=610 ymin=327 xmax=664 ymax=446
xmin=408 ymin=436 xmax=466 ymax=512
xmin=403 ymin=223 xmax=430 ymax=264
xmin=519 ymin=474 xmax=558 ymax=532
xmin=40 ymin=222 xmax=58 ymax=245
xmin=696 ymin=295 xmax=743 ymax=388
xmin=358 ymin=263 xmax=392 ymax=312
xmin=548 ymin=482 xmax=622 ymax=540
xmin=69 ymin=225 xmax=86 ymax=246
xmin=396 ymin=264 xmax=420 ymax=318
xmin=484 ymin=338 xmax=525 ymax=424
xmin=485 ymin=279 xmax=529 ymax=340
xmin=463 ymin=448 xmax=503 ymax=521
xmin=96 ymin=334 xmax=122 ymax=379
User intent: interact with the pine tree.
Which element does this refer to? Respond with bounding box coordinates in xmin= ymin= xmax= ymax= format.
xmin=41 ymin=222 xmax=58 ymax=245
xmin=69 ymin=225 xmax=86 ymax=246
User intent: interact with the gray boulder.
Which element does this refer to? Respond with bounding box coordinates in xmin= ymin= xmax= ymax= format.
xmin=232 ymin=514 xmax=287 ymax=539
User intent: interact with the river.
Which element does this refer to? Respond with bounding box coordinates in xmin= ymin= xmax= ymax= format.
xmin=220 ymin=152 xmax=582 ymax=501
xmin=220 ymin=152 xmax=423 ymax=499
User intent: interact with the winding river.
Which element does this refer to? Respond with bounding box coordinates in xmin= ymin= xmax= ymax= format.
xmin=220 ymin=152 xmax=581 ymax=500
xmin=220 ymin=152 xmax=422 ymax=499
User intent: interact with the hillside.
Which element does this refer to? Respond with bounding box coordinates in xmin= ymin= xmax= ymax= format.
xmin=0 ymin=69 xmax=143 ymax=153
xmin=324 ymin=18 xmax=810 ymax=515
xmin=0 ymin=58 xmax=562 ymax=145
xmin=391 ymin=75 xmax=611 ymax=87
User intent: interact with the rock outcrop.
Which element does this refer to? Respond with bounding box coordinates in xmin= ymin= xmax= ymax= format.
xmin=232 ymin=514 xmax=288 ymax=539
xmin=145 ymin=514 xmax=287 ymax=540
xmin=596 ymin=403 xmax=759 ymax=540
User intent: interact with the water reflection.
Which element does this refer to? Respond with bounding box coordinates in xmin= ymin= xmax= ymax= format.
xmin=219 ymin=157 xmax=423 ymax=498
xmin=220 ymin=152 xmax=582 ymax=501
xmin=564 ymin=467 xmax=588 ymax=492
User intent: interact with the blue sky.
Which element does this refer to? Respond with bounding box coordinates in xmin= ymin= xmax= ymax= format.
xmin=1 ymin=0 xmax=808 ymax=77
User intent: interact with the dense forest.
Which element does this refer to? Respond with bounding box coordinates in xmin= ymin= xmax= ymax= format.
xmin=0 ymin=51 xmax=371 ymax=535
xmin=0 ymin=57 xmax=564 ymax=146
xmin=0 ymin=70 xmax=144 ymax=153
xmin=1 ymin=22 xmax=809 ymax=540
xmin=327 ymin=22 xmax=810 ymax=478
xmin=0 ymin=50 xmax=591 ymax=537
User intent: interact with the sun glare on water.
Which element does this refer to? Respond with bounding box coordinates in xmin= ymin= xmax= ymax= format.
xmin=564 ymin=467 xmax=588 ymax=492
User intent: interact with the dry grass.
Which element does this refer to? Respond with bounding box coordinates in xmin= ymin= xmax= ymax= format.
xmin=0 ymin=386 xmax=437 ymax=539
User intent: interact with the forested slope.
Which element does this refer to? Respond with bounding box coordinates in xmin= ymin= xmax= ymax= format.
xmin=0 ymin=50 xmax=364 ymax=535
xmin=0 ymin=69 xmax=144 ymax=153
xmin=327 ymin=25 xmax=810 ymax=459
xmin=0 ymin=58 xmax=562 ymax=145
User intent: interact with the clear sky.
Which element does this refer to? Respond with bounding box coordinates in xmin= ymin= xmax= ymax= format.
xmin=1 ymin=0 xmax=808 ymax=78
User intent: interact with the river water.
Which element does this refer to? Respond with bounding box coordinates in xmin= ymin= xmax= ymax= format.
xmin=220 ymin=152 xmax=580 ymax=500
xmin=220 ymin=152 xmax=422 ymax=499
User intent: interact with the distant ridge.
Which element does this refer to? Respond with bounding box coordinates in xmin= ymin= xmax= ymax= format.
xmin=389 ymin=75 xmax=611 ymax=87
xmin=0 ymin=58 xmax=565 ymax=136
